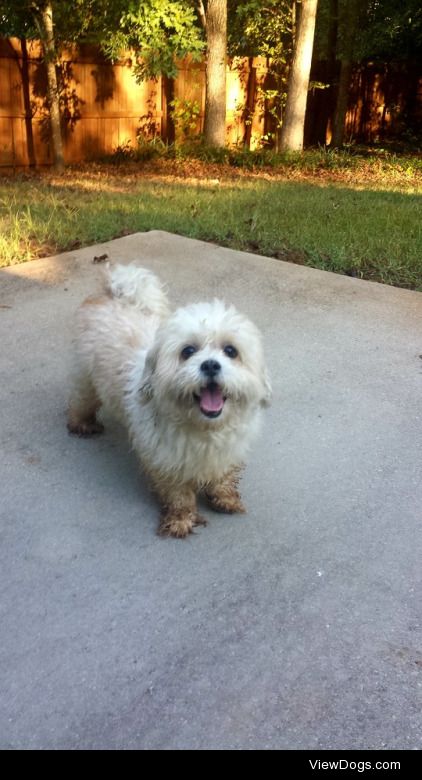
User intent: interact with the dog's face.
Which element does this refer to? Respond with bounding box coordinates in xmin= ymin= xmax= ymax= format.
xmin=141 ymin=300 xmax=271 ymax=426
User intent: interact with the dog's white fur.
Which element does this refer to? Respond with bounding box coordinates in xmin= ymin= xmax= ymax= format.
xmin=68 ymin=263 xmax=271 ymax=537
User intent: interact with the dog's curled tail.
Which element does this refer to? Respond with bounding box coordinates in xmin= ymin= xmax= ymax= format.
xmin=106 ymin=263 xmax=170 ymax=317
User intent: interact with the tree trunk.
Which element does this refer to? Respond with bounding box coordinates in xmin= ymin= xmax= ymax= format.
xmin=331 ymin=59 xmax=353 ymax=147
xmin=38 ymin=2 xmax=65 ymax=171
xmin=331 ymin=0 xmax=360 ymax=148
xmin=280 ymin=0 xmax=318 ymax=152
xmin=203 ymin=0 xmax=227 ymax=148
xmin=7 ymin=38 xmax=37 ymax=166
xmin=243 ymin=57 xmax=256 ymax=149
xmin=21 ymin=38 xmax=36 ymax=167
xmin=325 ymin=0 xmax=338 ymax=143
xmin=162 ymin=75 xmax=176 ymax=145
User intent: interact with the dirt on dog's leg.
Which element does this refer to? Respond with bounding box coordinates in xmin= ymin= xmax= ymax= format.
xmin=204 ymin=467 xmax=246 ymax=514
xmin=152 ymin=479 xmax=206 ymax=538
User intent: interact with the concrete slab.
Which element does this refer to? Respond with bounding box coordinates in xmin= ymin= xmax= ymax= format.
xmin=1 ymin=231 xmax=421 ymax=750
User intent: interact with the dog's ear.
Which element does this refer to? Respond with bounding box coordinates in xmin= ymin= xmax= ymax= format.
xmin=260 ymin=367 xmax=272 ymax=408
xmin=139 ymin=347 xmax=158 ymax=404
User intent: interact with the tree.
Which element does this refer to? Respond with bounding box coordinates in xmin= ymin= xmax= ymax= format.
xmin=330 ymin=0 xmax=361 ymax=148
xmin=34 ymin=2 xmax=65 ymax=171
xmin=280 ymin=0 xmax=319 ymax=151
xmin=0 ymin=3 xmax=37 ymax=165
xmin=228 ymin=1 xmax=293 ymax=149
xmin=100 ymin=1 xmax=204 ymax=143
xmin=356 ymin=0 xmax=422 ymax=63
xmin=199 ymin=0 xmax=227 ymax=147
xmin=316 ymin=0 xmax=422 ymax=147
xmin=102 ymin=1 xmax=204 ymax=82
xmin=0 ymin=0 xmax=101 ymax=170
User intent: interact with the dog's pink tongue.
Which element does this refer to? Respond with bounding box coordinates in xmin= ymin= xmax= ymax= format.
xmin=200 ymin=386 xmax=224 ymax=413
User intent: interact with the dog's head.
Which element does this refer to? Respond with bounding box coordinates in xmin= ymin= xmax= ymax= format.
xmin=140 ymin=300 xmax=271 ymax=425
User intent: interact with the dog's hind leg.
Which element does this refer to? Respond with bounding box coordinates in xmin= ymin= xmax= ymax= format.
xmin=67 ymin=374 xmax=104 ymax=437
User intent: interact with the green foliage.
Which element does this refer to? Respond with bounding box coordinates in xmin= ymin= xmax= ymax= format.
xmin=228 ymin=0 xmax=292 ymax=62
xmin=101 ymin=138 xmax=422 ymax=180
xmin=356 ymin=0 xmax=422 ymax=61
xmin=49 ymin=0 xmax=108 ymax=44
xmin=0 ymin=1 xmax=107 ymax=45
xmin=2 ymin=0 xmax=422 ymax=68
xmin=104 ymin=135 xmax=170 ymax=162
xmin=0 ymin=1 xmax=36 ymax=37
xmin=170 ymin=97 xmax=201 ymax=138
xmin=0 ymin=1 xmax=205 ymax=80
xmin=314 ymin=0 xmax=422 ymax=63
xmin=101 ymin=1 xmax=205 ymax=80
xmin=227 ymin=1 xmax=293 ymax=145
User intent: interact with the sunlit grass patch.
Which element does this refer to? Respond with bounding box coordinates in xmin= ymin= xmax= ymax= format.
xmin=0 ymin=157 xmax=421 ymax=290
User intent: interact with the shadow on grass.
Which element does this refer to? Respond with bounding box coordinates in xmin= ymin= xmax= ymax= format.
xmin=1 ymin=172 xmax=421 ymax=291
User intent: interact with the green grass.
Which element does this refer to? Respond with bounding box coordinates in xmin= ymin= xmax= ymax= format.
xmin=1 ymin=155 xmax=421 ymax=290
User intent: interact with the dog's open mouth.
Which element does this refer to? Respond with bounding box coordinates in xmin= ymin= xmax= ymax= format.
xmin=194 ymin=382 xmax=226 ymax=418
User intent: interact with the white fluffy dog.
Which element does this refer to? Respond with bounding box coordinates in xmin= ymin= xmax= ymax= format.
xmin=68 ymin=263 xmax=271 ymax=538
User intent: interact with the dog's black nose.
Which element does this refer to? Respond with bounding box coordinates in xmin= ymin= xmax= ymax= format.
xmin=200 ymin=359 xmax=221 ymax=377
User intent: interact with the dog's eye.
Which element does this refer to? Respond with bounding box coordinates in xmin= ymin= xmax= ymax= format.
xmin=223 ymin=345 xmax=238 ymax=359
xmin=181 ymin=345 xmax=198 ymax=360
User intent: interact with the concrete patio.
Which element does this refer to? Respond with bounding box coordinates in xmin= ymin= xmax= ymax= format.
xmin=1 ymin=231 xmax=421 ymax=749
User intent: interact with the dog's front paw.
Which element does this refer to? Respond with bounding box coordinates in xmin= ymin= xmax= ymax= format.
xmin=158 ymin=509 xmax=207 ymax=539
xmin=205 ymin=492 xmax=246 ymax=515
xmin=204 ymin=468 xmax=246 ymax=515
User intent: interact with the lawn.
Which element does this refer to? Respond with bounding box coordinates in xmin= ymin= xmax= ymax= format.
xmin=1 ymin=151 xmax=421 ymax=290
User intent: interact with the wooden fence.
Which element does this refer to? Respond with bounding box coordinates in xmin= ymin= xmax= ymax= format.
xmin=1 ymin=37 xmax=421 ymax=169
xmin=0 ymin=39 xmax=271 ymax=168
